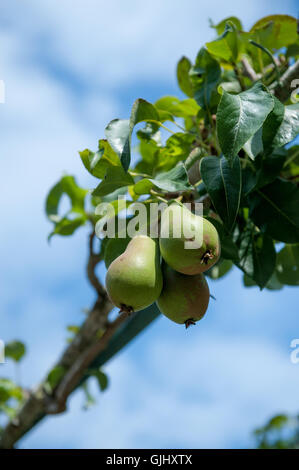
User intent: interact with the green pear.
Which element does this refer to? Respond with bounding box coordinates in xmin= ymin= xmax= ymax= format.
xmin=106 ymin=235 xmax=163 ymax=313
xmin=159 ymin=203 xmax=220 ymax=274
xmin=157 ymin=264 xmax=210 ymax=327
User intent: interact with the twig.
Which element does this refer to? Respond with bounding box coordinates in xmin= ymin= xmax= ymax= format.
xmin=241 ymin=58 xmax=259 ymax=82
xmin=87 ymin=230 xmax=106 ymax=298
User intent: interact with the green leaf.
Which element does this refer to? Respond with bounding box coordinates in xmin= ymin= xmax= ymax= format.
xmin=155 ymin=96 xmax=199 ymax=119
xmin=5 ymin=341 xmax=26 ymax=362
xmin=262 ymin=96 xmax=284 ymax=152
xmin=44 ymin=366 xmax=66 ymax=393
xmin=190 ymin=48 xmax=221 ymax=109
xmin=105 ymin=99 xmax=160 ymax=171
xmin=238 ymin=226 xmax=276 ymax=289
xmin=243 ymin=128 xmax=263 ymax=160
xmin=206 ymin=22 xmax=240 ymax=62
xmin=282 ymin=146 xmax=299 ymax=182
xmin=49 ymin=216 xmax=86 ymax=240
xmin=249 ymin=179 xmax=299 ymax=243
xmin=176 ymin=56 xmax=193 ymax=97
xmin=213 ymin=17 xmax=243 ymax=35
xmin=243 ymin=271 xmax=283 ymax=290
xmin=254 ymin=149 xmax=286 ymax=188
xmin=206 ymin=259 xmax=233 ymax=279
xmin=79 ymin=140 xmax=121 ymax=179
xmin=216 ymin=82 xmax=274 ymax=162
xmin=46 ymin=175 xmax=87 ymax=221
xmin=272 ymin=104 xmax=299 ymax=148
xmin=0 ymin=379 xmax=23 ymax=404
xmin=134 ymin=163 xmax=192 ymax=195
xmin=92 ymin=166 xmax=134 ymax=197
xmin=276 ymin=244 xmax=299 ymax=286
xmin=200 ymin=156 xmax=241 ymax=231
xmin=250 ymin=15 xmax=297 ymax=50
xmin=88 ymin=369 xmax=109 ymax=392
xmin=158 ymin=132 xmax=195 ymax=168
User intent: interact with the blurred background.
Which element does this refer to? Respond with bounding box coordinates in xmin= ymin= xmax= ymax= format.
xmin=0 ymin=0 xmax=298 ymax=449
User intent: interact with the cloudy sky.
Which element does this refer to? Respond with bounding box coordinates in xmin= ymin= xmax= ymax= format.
xmin=0 ymin=0 xmax=298 ymax=449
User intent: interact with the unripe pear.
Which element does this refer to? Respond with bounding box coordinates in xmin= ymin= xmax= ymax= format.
xmin=159 ymin=203 xmax=220 ymax=274
xmin=106 ymin=235 xmax=163 ymax=313
xmin=157 ymin=264 xmax=210 ymax=327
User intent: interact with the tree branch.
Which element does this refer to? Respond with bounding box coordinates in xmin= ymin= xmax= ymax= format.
xmin=0 ymin=229 xmax=115 ymax=449
xmin=273 ymin=59 xmax=299 ymax=102
xmin=241 ymin=58 xmax=259 ymax=82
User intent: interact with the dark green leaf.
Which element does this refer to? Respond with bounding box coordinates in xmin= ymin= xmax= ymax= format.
xmin=190 ymin=48 xmax=221 ymax=109
xmin=262 ymin=96 xmax=284 ymax=152
xmin=206 ymin=259 xmax=233 ymax=279
xmin=216 ymin=82 xmax=274 ymax=162
xmin=254 ymin=149 xmax=286 ymax=188
xmin=176 ymin=56 xmax=193 ymax=97
xmin=88 ymin=369 xmax=109 ymax=392
xmin=238 ymin=226 xmax=276 ymax=288
xmin=249 ymin=179 xmax=299 ymax=243
xmin=105 ymin=99 xmax=160 ymax=171
xmin=49 ymin=216 xmax=86 ymax=240
xmin=153 ymin=164 xmax=192 ymax=192
xmin=243 ymin=271 xmax=283 ymax=290
xmin=243 ymin=128 xmax=263 ymax=160
xmin=92 ymin=166 xmax=134 ymax=197
xmin=5 ymin=341 xmax=26 ymax=362
xmin=46 ymin=175 xmax=87 ymax=221
xmin=276 ymin=244 xmax=299 ymax=286
xmin=201 ymin=156 xmax=241 ymax=231
xmin=135 ymin=163 xmax=192 ymax=194
xmin=44 ymin=366 xmax=66 ymax=393
xmin=79 ymin=140 xmax=121 ymax=179
xmin=272 ymin=104 xmax=299 ymax=148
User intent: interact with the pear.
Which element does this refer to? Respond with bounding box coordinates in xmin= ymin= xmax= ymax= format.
xmin=105 ymin=235 xmax=163 ymax=313
xmin=157 ymin=264 xmax=210 ymax=327
xmin=159 ymin=203 xmax=220 ymax=274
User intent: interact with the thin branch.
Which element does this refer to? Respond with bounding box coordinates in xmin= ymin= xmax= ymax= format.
xmin=241 ymin=58 xmax=259 ymax=82
xmin=87 ymin=230 xmax=106 ymax=298
xmin=0 ymin=229 xmax=115 ymax=449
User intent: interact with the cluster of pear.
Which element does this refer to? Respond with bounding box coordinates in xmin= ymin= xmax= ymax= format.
xmin=105 ymin=203 xmax=221 ymax=328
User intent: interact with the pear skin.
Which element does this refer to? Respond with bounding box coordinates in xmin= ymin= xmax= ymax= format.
xmin=157 ymin=264 xmax=210 ymax=327
xmin=159 ymin=203 xmax=220 ymax=274
xmin=106 ymin=235 xmax=163 ymax=313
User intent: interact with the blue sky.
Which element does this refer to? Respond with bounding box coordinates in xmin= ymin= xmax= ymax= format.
xmin=0 ymin=0 xmax=299 ymax=449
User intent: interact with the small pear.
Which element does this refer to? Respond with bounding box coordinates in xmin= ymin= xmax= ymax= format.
xmin=106 ymin=235 xmax=163 ymax=313
xmin=157 ymin=264 xmax=210 ymax=327
xmin=159 ymin=203 xmax=220 ymax=274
